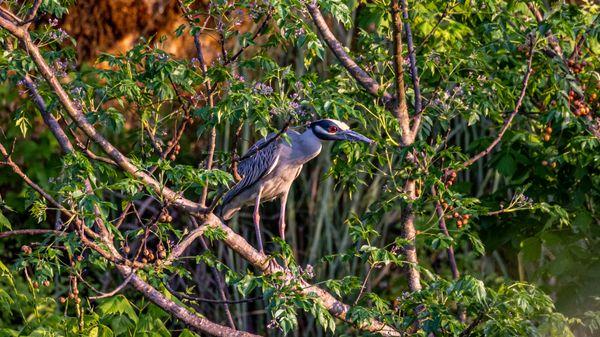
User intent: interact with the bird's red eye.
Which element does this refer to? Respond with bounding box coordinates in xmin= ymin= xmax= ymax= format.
xmin=328 ymin=125 xmax=338 ymax=133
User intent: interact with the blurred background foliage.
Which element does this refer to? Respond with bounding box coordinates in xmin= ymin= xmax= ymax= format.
xmin=0 ymin=0 xmax=599 ymax=336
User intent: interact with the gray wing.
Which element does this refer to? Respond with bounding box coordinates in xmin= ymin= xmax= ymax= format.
xmin=222 ymin=133 xmax=282 ymax=205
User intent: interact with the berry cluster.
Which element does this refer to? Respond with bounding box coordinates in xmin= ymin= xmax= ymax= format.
xmin=167 ymin=141 xmax=182 ymax=161
xmin=443 ymin=170 xmax=457 ymax=187
xmin=59 ymin=276 xmax=81 ymax=305
xmin=159 ymin=210 xmax=173 ymax=223
xmin=569 ymin=90 xmax=592 ymax=117
xmin=21 ymin=244 xmax=32 ymax=255
xmin=441 ymin=201 xmax=470 ymax=228
xmin=567 ymin=59 xmax=588 ymax=74
xmin=541 ymin=160 xmax=557 ymax=168
xmin=542 ymin=125 xmax=552 ymax=142
xmin=122 ymin=241 xmax=167 ymax=264
xmin=157 ymin=243 xmax=167 ymax=259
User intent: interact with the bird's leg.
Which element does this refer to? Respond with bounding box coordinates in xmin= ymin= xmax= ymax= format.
xmin=253 ymin=187 xmax=265 ymax=254
xmin=278 ymin=191 xmax=289 ymax=241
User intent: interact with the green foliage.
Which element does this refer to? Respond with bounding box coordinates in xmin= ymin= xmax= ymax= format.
xmin=0 ymin=0 xmax=598 ymax=336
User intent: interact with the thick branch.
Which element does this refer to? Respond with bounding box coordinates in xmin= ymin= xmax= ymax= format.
xmin=23 ymin=75 xmax=74 ymax=152
xmin=390 ymin=0 xmax=412 ymax=144
xmin=21 ymin=74 xmax=113 ymax=241
xmin=306 ymin=1 xmax=393 ymax=106
xmin=204 ymin=214 xmax=402 ymax=336
xmin=116 ymin=264 xmax=260 ymax=337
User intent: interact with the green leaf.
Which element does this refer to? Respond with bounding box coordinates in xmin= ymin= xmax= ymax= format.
xmin=98 ymin=295 xmax=139 ymax=323
xmin=0 ymin=211 xmax=11 ymax=230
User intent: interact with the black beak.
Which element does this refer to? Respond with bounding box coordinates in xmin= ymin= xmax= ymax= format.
xmin=340 ymin=130 xmax=375 ymax=144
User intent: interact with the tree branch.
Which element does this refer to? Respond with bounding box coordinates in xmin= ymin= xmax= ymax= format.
xmin=88 ymin=272 xmax=134 ymax=300
xmin=0 ymin=229 xmax=59 ymax=239
xmin=0 ymin=20 xmax=206 ymax=213
xmin=21 ymin=0 xmax=42 ymax=27
xmin=400 ymin=0 xmax=423 ymax=136
xmin=306 ymin=1 xmax=393 ymax=106
xmin=462 ymin=37 xmax=535 ymax=168
xmin=390 ymin=0 xmax=412 ymax=145
xmin=526 ymin=3 xmax=563 ymax=59
xmin=116 ymin=264 xmax=261 ymax=337
xmin=203 ymin=214 xmax=402 ymax=336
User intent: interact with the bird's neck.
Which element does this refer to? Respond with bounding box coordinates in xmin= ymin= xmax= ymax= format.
xmin=292 ymin=128 xmax=322 ymax=164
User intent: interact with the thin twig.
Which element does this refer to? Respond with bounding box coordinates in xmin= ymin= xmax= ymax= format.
xmin=165 ymin=279 xmax=260 ymax=304
xmin=400 ymin=0 xmax=423 ymax=136
xmin=431 ymin=187 xmax=459 ymax=279
xmin=459 ymin=312 xmax=485 ymax=337
xmin=88 ymin=272 xmax=134 ymax=300
xmin=223 ymin=10 xmax=272 ymax=66
xmin=0 ymin=229 xmax=59 ymax=238
xmin=21 ymin=0 xmax=41 ymax=27
xmin=462 ymin=36 xmax=535 ymax=168
xmin=0 ymin=142 xmax=72 ymax=216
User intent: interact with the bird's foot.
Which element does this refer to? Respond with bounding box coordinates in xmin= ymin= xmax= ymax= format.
xmin=261 ymin=255 xmax=280 ymax=274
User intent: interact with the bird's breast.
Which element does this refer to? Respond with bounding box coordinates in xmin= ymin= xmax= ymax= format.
xmin=259 ymin=163 xmax=303 ymax=200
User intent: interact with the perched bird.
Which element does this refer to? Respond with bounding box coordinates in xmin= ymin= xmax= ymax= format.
xmin=219 ymin=118 xmax=374 ymax=253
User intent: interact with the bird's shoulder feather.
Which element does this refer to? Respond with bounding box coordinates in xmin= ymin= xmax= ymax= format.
xmin=223 ymin=131 xmax=295 ymax=205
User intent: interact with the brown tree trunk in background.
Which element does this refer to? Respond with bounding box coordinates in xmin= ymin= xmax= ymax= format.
xmin=61 ymin=0 xmax=249 ymax=64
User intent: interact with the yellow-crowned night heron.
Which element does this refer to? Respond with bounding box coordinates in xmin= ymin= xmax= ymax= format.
xmin=219 ymin=119 xmax=373 ymax=252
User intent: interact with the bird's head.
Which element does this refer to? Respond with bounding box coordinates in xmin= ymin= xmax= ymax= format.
xmin=309 ymin=119 xmax=374 ymax=144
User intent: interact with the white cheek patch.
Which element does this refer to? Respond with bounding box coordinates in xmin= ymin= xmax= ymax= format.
xmin=326 ymin=119 xmax=349 ymax=130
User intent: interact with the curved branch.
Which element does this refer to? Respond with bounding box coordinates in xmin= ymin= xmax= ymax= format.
xmin=0 ymin=142 xmax=73 ymax=216
xmin=88 ymin=272 xmax=134 ymax=300
xmin=306 ymin=1 xmax=393 ymax=106
xmin=461 ymin=38 xmax=535 ymax=168
xmin=204 ymin=214 xmax=402 ymax=337
xmin=116 ymin=264 xmax=261 ymax=337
